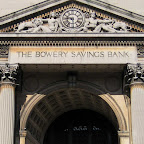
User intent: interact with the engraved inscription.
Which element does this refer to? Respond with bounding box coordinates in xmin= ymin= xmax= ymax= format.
xmin=9 ymin=47 xmax=137 ymax=64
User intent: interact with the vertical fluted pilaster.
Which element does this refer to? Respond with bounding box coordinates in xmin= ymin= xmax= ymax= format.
xmin=0 ymin=64 xmax=19 ymax=144
xmin=0 ymin=83 xmax=15 ymax=144
xmin=124 ymin=63 xmax=144 ymax=144
xmin=131 ymin=84 xmax=144 ymax=144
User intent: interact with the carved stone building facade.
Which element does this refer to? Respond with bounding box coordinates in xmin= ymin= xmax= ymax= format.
xmin=0 ymin=0 xmax=144 ymax=144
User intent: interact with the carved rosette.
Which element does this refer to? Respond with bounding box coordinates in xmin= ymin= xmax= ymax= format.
xmin=0 ymin=46 xmax=9 ymax=58
xmin=0 ymin=63 xmax=19 ymax=85
xmin=137 ymin=46 xmax=144 ymax=58
xmin=123 ymin=63 xmax=144 ymax=94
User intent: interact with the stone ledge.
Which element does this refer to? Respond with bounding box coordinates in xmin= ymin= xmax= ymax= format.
xmin=0 ymin=33 xmax=144 ymax=38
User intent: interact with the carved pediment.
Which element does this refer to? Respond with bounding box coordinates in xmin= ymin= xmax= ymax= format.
xmin=0 ymin=0 xmax=144 ymax=33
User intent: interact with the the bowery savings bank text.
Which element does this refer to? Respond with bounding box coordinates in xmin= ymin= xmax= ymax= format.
xmin=9 ymin=47 xmax=137 ymax=64
xmin=17 ymin=51 xmax=129 ymax=58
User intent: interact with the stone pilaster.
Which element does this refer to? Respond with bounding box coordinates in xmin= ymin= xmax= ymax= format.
xmin=0 ymin=63 xmax=19 ymax=144
xmin=20 ymin=130 xmax=27 ymax=144
xmin=124 ymin=63 xmax=144 ymax=144
xmin=118 ymin=131 xmax=130 ymax=144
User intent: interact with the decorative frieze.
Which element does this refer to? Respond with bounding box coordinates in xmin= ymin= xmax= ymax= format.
xmin=0 ymin=1 xmax=143 ymax=33
xmin=0 ymin=40 xmax=143 ymax=47
xmin=0 ymin=63 xmax=19 ymax=84
xmin=14 ymin=10 xmax=131 ymax=33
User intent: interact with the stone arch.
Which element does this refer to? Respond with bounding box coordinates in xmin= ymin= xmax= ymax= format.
xmin=20 ymin=80 xmax=127 ymax=143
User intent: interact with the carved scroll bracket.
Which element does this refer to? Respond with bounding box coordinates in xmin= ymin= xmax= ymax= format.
xmin=123 ymin=63 xmax=144 ymax=95
xmin=0 ymin=63 xmax=20 ymax=85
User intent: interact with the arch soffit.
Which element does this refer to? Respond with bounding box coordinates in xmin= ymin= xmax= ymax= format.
xmin=20 ymin=80 xmax=127 ymax=133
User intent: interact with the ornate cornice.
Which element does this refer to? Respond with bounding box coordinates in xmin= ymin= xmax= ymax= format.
xmin=0 ymin=63 xmax=19 ymax=84
xmin=124 ymin=63 xmax=144 ymax=94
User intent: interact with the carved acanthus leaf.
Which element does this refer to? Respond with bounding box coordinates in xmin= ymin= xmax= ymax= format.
xmin=125 ymin=64 xmax=144 ymax=84
xmin=0 ymin=63 xmax=19 ymax=84
xmin=123 ymin=63 xmax=144 ymax=95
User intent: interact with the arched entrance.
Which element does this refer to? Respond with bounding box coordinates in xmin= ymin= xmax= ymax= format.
xmin=20 ymin=81 xmax=128 ymax=144
xmin=43 ymin=109 xmax=118 ymax=144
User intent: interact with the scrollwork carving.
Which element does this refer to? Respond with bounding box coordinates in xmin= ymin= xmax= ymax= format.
xmin=0 ymin=63 xmax=19 ymax=84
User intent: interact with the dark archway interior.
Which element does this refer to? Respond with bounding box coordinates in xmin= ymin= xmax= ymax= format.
xmin=43 ymin=109 xmax=118 ymax=144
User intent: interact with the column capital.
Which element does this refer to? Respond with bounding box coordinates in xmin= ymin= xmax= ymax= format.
xmin=123 ymin=63 xmax=144 ymax=94
xmin=118 ymin=131 xmax=130 ymax=137
xmin=19 ymin=130 xmax=27 ymax=137
xmin=0 ymin=63 xmax=19 ymax=85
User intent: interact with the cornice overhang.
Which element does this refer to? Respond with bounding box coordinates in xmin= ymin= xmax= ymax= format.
xmin=0 ymin=33 xmax=144 ymax=38
xmin=0 ymin=0 xmax=144 ymax=26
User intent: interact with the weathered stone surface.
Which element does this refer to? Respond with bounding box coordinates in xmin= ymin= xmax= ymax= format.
xmin=9 ymin=46 xmax=137 ymax=64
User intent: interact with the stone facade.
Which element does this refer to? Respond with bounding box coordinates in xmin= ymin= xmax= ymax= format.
xmin=0 ymin=0 xmax=144 ymax=144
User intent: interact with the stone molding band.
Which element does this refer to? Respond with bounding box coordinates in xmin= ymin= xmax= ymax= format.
xmin=19 ymin=130 xmax=27 ymax=137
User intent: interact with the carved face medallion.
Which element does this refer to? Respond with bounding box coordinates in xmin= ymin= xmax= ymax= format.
xmin=61 ymin=9 xmax=84 ymax=29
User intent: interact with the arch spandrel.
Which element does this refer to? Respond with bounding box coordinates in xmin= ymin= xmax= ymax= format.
xmin=20 ymin=81 xmax=128 ymax=143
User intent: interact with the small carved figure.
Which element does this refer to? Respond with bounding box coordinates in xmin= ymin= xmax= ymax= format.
xmin=93 ymin=19 xmax=116 ymax=33
xmin=112 ymin=21 xmax=131 ymax=32
xmin=82 ymin=12 xmax=131 ymax=33
xmin=83 ymin=12 xmax=115 ymax=32
xmin=15 ymin=18 xmax=43 ymax=33
xmin=82 ymin=12 xmax=99 ymax=32
xmin=33 ymin=12 xmax=60 ymax=33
